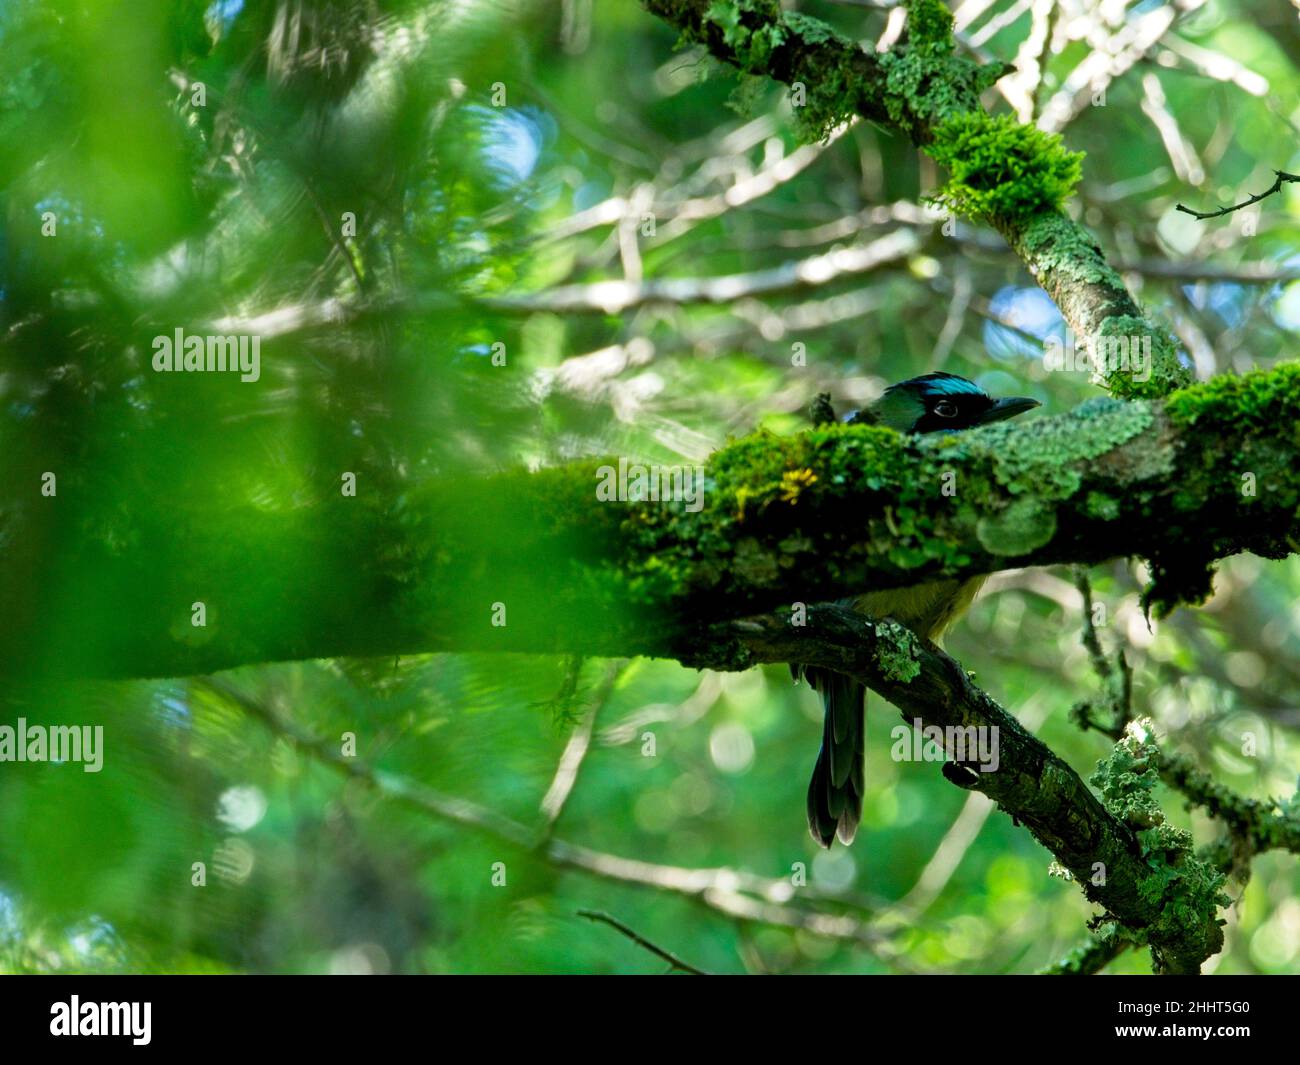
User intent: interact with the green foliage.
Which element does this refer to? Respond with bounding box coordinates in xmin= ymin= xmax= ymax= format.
xmin=926 ymin=112 xmax=1085 ymax=222
xmin=1 ymin=0 xmax=1298 ymax=978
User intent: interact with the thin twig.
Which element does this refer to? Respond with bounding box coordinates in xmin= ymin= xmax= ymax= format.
xmin=1161 ymin=752 xmax=1300 ymax=859
xmin=1175 ymin=170 xmax=1300 ymax=221
xmin=486 ymin=229 xmax=920 ymax=315
xmin=1070 ymin=566 xmax=1132 ymax=739
xmin=1140 ymin=71 xmax=1204 ymax=185
xmin=201 ymin=677 xmax=903 ymax=954
xmin=1030 ymin=0 xmax=1061 ymax=120
xmin=537 ymin=660 xmax=627 ymax=843
xmin=1074 ymin=566 xmax=1114 ymax=686
xmin=577 ymin=909 xmax=711 ymax=975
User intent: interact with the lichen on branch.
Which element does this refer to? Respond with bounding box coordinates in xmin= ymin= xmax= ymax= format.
xmin=648 ymin=0 xmax=1008 ymax=143
xmin=705 ymin=607 xmax=1228 ymax=974
xmin=640 ymin=0 xmax=1195 ymax=400
xmin=1088 ymin=720 xmax=1229 ymax=974
xmin=630 ymin=365 xmax=1299 ymax=623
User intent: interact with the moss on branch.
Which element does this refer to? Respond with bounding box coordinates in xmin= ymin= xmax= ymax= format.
xmin=647 ymin=0 xmax=1008 ymax=144
xmin=13 ymin=364 xmax=1299 ymax=678
xmin=710 ymin=606 xmax=1227 ymax=973
xmin=926 ymin=113 xmax=1084 ymax=222
xmin=640 ymin=0 xmax=1195 ymax=399
xmin=617 ymin=365 xmax=1299 ymax=627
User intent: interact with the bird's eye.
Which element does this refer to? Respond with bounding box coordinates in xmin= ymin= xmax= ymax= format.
xmin=933 ymin=400 xmax=958 ymax=418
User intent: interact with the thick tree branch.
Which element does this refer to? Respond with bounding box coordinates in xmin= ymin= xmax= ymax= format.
xmin=9 ymin=364 xmax=1299 ymax=679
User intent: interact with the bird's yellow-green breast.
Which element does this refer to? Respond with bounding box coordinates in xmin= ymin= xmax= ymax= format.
xmin=854 ymin=576 xmax=988 ymax=644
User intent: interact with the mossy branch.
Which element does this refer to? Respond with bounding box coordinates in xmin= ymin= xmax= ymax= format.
xmin=700 ymin=607 xmax=1225 ymax=973
xmin=9 ymin=363 xmax=1300 ymax=679
xmin=1039 ymin=924 xmax=1130 ymax=975
xmin=640 ymin=0 xmax=1191 ymax=398
xmin=1160 ymin=753 xmax=1300 ymax=863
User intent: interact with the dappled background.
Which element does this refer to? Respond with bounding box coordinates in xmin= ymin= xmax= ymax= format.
xmin=0 ymin=0 xmax=1297 ymax=973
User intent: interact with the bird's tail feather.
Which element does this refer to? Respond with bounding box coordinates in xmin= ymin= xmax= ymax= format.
xmin=795 ymin=665 xmax=866 ymax=847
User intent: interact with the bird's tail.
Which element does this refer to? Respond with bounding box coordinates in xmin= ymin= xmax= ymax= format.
xmin=793 ymin=665 xmax=866 ymax=847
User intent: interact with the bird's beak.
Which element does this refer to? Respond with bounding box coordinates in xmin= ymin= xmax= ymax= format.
xmin=977 ymin=396 xmax=1040 ymax=424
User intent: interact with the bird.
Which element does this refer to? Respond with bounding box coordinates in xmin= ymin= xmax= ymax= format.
xmin=793 ymin=372 xmax=1040 ymax=848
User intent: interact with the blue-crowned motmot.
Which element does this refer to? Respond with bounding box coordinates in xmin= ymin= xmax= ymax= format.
xmin=794 ymin=372 xmax=1040 ymax=848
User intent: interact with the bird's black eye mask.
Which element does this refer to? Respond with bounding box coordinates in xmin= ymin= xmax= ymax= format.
xmin=912 ymin=391 xmax=998 ymax=433
xmin=862 ymin=372 xmax=1040 ymax=435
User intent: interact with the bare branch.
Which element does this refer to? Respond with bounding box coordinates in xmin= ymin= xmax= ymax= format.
xmin=204 ymin=677 xmax=905 ymax=955
xmin=1175 ymin=169 xmax=1300 ymax=221
xmin=577 ymin=909 xmax=711 ymax=974
xmin=1140 ymin=72 xmax=1204 ymax=185
xmin=486 ymin=229 xmax=920 ymax=315
xmin=1155 ymin=35 xmax=1270 ymax=98
xmin=538 ymin=661 xmax=626 ymax=841
xmin=1037 ymin=0 xmax=1207 ymax=133
xmin=1069 ymin=566 xmax=1133 ymax=740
